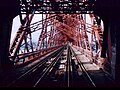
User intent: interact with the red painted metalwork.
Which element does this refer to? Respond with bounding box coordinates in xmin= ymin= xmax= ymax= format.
xmin=9 ymin=12 xmax=35 ymax=57
xmin=9 ymin=13 xmax=104 ymax=65
xmin=9 ymin=0 xmax=112 ymax=69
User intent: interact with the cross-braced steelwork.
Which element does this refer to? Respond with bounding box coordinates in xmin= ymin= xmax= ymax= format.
xmin=20 ymin=0 xmax=96 ymax=14
xmin=9 ymin=0 xmax=109 ymax=69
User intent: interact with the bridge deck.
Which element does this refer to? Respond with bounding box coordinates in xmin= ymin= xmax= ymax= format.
xmin=0 ymin=45 xmax=115 ymax=87
xmin=71 ymin=46 xmax=115 ymax=87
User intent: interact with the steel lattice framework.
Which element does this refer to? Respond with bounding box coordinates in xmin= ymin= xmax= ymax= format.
xmin=19 ymin=0 xmax=96 ymax=14
xmin=9 ymin=0 xmax=107 ymax=68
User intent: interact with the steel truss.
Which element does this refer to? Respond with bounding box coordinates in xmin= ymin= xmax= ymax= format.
xmin=19 ymin=0 xmax=96 ymax=14
xmin=9 ymin=0 xmax=110 ymax=68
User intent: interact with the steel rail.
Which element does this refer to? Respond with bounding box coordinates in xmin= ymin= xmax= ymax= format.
xmin=69 ymin=46 xmax=96 ymax=87
xmin=33 ymin=46 xmax=65 ymax=87
xmin=7 ymin=46 xmax=64 ymax=87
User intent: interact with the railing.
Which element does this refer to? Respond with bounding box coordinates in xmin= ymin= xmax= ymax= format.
xmin=9 ymin=45 xmax=63 ymax=65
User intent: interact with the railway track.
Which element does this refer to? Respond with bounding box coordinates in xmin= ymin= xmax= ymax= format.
xmin=70 ymin=45 xmax=115 ymax=87
xmin=7 ymin=45 xmax=66 ymax=87
xmin=7 ymin=43 xmax=114 ymax=87
xmin=69 ymin=46 xmax=96 ymax=87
